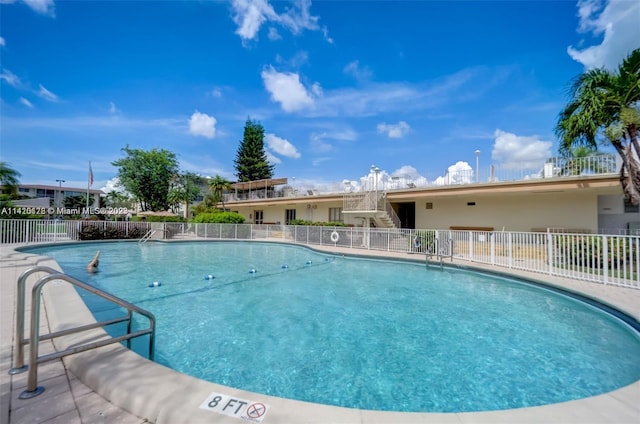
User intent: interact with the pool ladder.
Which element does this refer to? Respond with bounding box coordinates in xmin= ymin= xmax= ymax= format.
xmin=139 ymin=229 xmax=157 ymax=243
xmin=8 ymin=266 xmax=156 ymax=399
xmin=425 ymin=238 xmax=453 ymax=270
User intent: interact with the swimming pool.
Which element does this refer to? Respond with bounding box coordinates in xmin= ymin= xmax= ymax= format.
xmin=27 ymin=241 xmax=640 ymax=413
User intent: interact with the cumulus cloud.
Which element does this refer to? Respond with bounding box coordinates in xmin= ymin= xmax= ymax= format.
xmin=19 ymin=97 xmax=34 ymax=108
xmin=433 ymin=162 xmax=474 ymax=186
xmin=491 ymin=129 xmax=552 ymax=169
xmin=188 ymin=111 xmax=217 ymax=138
xmin=230 ymin=0 xmax=327 ymax=44
xmin=36 ymin=84 xmax=58 ymax=102
xmin=261 ymin=65 xmax=316 ymax=112
xmin=265 ymin=133 xmax=301 ymax=158
xmin=377 ymin=121 xmax=410 ymax=138
xmin=568 ymin=0 xmax=640 ymax=70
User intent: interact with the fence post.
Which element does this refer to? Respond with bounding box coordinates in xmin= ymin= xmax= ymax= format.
xmin=468 ymin=231 xmax=473 ymax=261
xmin=603 ymin=235 xmax=609 ymax=285
xmin=546 ymin=232 xmax=553 ymax=275
xmin=490 ymin=233 xmax=495 ymax=265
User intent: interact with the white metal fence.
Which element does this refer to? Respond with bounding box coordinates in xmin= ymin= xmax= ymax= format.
xmin=2 ymin=219 xmax=638 ymax=289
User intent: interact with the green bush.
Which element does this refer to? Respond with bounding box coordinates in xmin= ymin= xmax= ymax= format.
xmin=78 ymin=222 xmax=148 ymax=240
xmin=556 ymin=235 xmax=637 ymax=268
xmin=191 ymin=212 xmax=245 ymax=224
xmin=130 ymin=215 xmax=184 ymax=222
xmin=289 ymin=219 xmax=347 ymax=226
xmin=411 ymin=230 xmax=436 ymax=253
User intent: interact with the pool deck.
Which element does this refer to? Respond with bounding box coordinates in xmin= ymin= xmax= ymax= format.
xmin=1 ymin=240 xmax=639 ymax=424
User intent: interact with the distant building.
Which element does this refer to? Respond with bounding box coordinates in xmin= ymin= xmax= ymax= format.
xmin=9 ymin=184 xmax=103 ymax=211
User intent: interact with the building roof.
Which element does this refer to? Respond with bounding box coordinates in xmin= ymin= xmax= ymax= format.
xmin=230 ymin=178 xmax=288 ymax=191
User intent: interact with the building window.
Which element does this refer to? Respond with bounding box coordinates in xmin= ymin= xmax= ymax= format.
xmin=285 ymin=209 xmax=296 ymax=224
xmin=328 ymin=207 xmax=343 ymax=222
xmin=254 ymin=210 xmax=264 ymax=224
xmin=624 ymin=198 xmax=639 ymax=213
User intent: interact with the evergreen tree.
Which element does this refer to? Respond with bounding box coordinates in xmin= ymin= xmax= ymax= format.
xmin=234 ymin=118 xmax=274 ymax=182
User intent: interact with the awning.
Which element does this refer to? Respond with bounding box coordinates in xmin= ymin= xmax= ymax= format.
xmin=230 ymin=178 xmax=288 ymax=191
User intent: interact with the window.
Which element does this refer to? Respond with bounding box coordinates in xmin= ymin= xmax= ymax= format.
xmin=285 ymin=209 xmax=296 ymax=224
xmin=328 ymin=207 xmax=343 ymax=222
xmin=254 ymin=210 xmax=263 ymax=224
xmin=624 ymin=198 xmax=639 ymax=213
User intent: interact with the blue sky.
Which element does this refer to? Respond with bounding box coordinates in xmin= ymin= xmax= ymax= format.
xmin=1 ymin=0 xmax=638 ymax=193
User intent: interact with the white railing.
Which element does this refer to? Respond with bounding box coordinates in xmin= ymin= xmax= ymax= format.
xmin=2 ymin=220 xmax=638 ymax=289
xmin=221 ymin=154 xmax=620 ymax=200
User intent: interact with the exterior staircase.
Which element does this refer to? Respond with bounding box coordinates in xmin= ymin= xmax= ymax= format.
xmin=342 ymin=191 xmax=400 ymax=229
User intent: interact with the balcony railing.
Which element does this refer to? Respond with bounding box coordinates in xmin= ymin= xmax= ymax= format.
xmin=222 ymin=154 xmax=620 ymax=202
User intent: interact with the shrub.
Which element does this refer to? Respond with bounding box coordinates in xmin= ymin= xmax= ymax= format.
xmin=289 ymin=219 xmax=347 ymax=227
xmin=191 ymin=212 xmax=245 ymax=224
xmin=78 ymin=222 xmax=148 ymax=240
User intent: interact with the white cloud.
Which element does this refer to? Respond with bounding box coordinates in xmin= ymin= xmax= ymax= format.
xmin=491 ymin=129 xmax=552 ymax=169
xmin=0 ymin=69 xmax=21 ymax=87
xmin=36 ymin=84 xmax=58 ymax=102
xmin=108 ymin=101 xmax=119 ymax=114
xmin=19 ymin=97 xmax=34 ymax=108
xmin=267 ymin=27 xmax=281 ymax=40
xmin=261 ymin=65 xmax=315 ymax=112
xmin=0 ymin=36 xmax=5 ymax=46
xmin=433 ymin=162 xmax=474 ymax=186
xmin=230 ymin=0 xmax=325 ymax=43
xmin=377 ymin=121 xmax=410 ymax=138
xmin=265 ymin=133 xmax=301 ymax=158
xmin=266 ymin=150 xmax=281 ymax=164
xmin=310 ymin=134 xmax=333 ymax=153
xmin=344 ymin=60 xmax=373 ymax=81
xmin=568 ymin=0 xmax=640 ymax=70
xmin=188 ymin=111 xmax=217 ymax=139
xmin=22 ymin=0 xmax=55 ymax=16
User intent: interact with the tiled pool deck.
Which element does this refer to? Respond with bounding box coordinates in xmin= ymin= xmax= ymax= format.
xmin=1 ymin=241 xmax=639 ymax=424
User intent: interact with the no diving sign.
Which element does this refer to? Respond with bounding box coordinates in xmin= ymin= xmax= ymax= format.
xmin=199 ymin=391 xmax=270 ymax=423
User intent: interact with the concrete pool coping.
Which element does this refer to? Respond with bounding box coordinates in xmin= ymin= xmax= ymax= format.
xmin=2 ymin=240 xmax=639 ymax=424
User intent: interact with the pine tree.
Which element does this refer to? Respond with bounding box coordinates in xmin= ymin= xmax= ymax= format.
xmin=234 ymin=118 xmax=275 ymax=182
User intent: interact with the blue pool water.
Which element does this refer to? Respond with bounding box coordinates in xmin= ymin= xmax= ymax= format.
xmin=26 ymin=241 xmax=640 ymax=412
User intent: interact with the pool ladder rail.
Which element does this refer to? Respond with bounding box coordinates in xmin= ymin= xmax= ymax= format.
xmin=8 ymin=266 xmax=156 ymax=399
xmin=139 ymin=229 xmax=157 ymax=243
xmin=425 ymin=238 xmax=453 ymax=270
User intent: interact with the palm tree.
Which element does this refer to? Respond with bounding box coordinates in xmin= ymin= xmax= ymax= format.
xmin=208 ymin=175 xmax=232 ymax=211
xmin=555 ymin=48 xmax=640 ymax=204
xmin=0 ymin=161 xmax=21 ymax=197
xmin=168 ymin=172 xmax=201 ymax=218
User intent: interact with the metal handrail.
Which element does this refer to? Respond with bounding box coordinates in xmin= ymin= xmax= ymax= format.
xmin=426 ymin=238 xmax=453 ymax=270
xmin=8 ymin=266 xmax=155 ymax=399
xmin=139 ymin=229 xmax=156 ymax=243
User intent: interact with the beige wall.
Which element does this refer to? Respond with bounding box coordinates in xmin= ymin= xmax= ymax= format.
xmin=233 ymin=200 xmax=344 ymax=224
xmin=226 ymin=178 xmax=621 ymax=232
xmin=413 ymin=192 xmax=598 ymax=232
